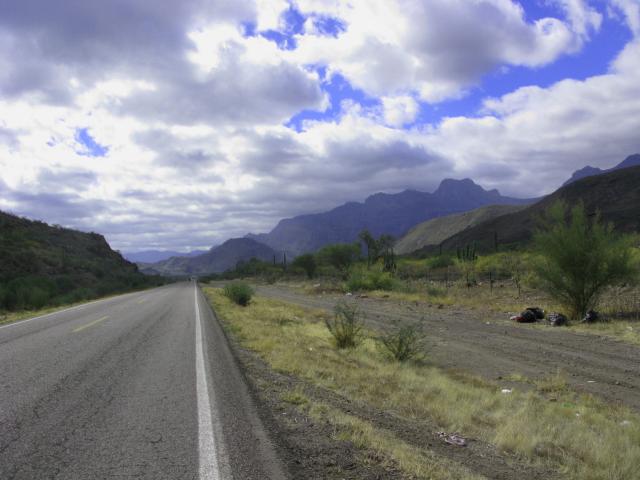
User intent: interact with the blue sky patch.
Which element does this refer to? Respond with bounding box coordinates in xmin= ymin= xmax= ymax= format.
xmin=75 ymin=128 xmax=109 ymax=157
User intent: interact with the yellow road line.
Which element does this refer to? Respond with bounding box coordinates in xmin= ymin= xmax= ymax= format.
xmin=72 ymin=316 xmax=110 ymax=333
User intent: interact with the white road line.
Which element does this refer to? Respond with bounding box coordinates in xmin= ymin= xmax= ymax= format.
xmin=195 ymin=286 xmax=222 ymax=480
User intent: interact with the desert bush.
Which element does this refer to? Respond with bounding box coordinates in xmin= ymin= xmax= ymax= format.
xmin=317 ymin=242 xmax=361 ymax=279
xmin=425 ymin=255 xmax=455 ymax=270
xmin=533 ymin=201 xmax=639 ymax=320
xmin=326 ymin=301 xmax=363 ymax=348
xmin=292 ymin=253 xmax=317 ymax=279
xmin=223 ymin=281 xmax=254 ymax=306
xmin=345 ymin=265 xmax=395 ymax=292
xmin=377 ymin=320 xmax=426 ymax=362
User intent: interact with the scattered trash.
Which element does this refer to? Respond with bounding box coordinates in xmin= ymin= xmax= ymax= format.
xmin=547 ymin=312 xmax=568 ymax=327
xmin=345 ymin=292 xmax=353 ymax=296
xmin=621 ymin=420 xmax=632 ymax=427
xmin=313 ymin=283 xmax=321 ymax=288
xmin=357 ymin=294 xmax=369 ymax=299
xmin=587 ymin=380 xmax=596 ymax=383
xmin=437 ymin=432 xmax=467 ymax=447
xmin=514 ymin=309 xmax=536 ymax=323
xmin=526 ymin=307 xmax=545 ymax=319
xmin=501 ymin=388 xmax=513 ymax=394
xmin=581 ymin=310 xmax=599 ymax=323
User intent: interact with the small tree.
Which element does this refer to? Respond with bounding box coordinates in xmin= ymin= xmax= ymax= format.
xmin=501 ymin=252 xmax=525 ymax=298
xmin=533 ymin=202 xmax=638 ymax=320
xmin=358 ymin=230 xmax=380 ymax=269
xmin=292 ymin=253 xmax=317 ymax=279
xmin=378 ymin=234 xmax=397 ymax=273
xmin=456 ymin=244 xmax=478 ymax=288
xmin=318 ymin=243 xmax=361 ymax=279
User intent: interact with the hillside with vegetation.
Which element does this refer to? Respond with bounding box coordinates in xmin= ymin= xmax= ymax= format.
xmin=416 ymin=164 xmax=640 ymax=255
xmin=0 ymin=211 xmax=164 ymax=311
xmin=394 ymin=204 xmax=526 ymax=255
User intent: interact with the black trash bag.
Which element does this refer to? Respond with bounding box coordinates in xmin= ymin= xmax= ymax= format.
xmin=582 ymin=310 xmax=599 ymax=323
xmin=517 ymin=309 xmax=537 ymax=323
xmin=547 ymin=312 xmax=567 ymax=327
xmin=526 ymin=307 xmax=545 ymax=320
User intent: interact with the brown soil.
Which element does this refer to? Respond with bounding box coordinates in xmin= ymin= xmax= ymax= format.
xmin=255 ymin=285 xmax=640 ymax=412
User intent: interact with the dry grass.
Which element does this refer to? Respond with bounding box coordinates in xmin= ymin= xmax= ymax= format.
xmin=307 ymin=402 xmax=485 ymax=480
xmin=205 ymin=287 xmax=640 ymax=480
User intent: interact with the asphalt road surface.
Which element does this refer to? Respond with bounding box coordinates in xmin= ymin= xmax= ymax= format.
xmin=0 ymin=282 xmax=286 ymax=480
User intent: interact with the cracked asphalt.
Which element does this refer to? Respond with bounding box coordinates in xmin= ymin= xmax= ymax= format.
xmin=0 ymin=282 xmax=286 ymax=480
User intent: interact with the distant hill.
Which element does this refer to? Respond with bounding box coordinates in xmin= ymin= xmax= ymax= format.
xmin=143 ymin=238 xmax=278 ymax=276
xmin=563 ymin=153 xmax=640 ymax=186
xmin=0 ymin=211 xmax=162 ymax=311
xmin=419 ymin=164 xmax=640 ymax=255
xmin=248 ymin=178 xmax=532 ymax=256
xmin=394 ymin=204 xmax=526 ymax=255
xmin=123 ymin=249 xmax=207 ymax=264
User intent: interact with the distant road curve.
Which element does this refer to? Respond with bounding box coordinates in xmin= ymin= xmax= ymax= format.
xmin=0 ymin=282 xmax=286 ymax=479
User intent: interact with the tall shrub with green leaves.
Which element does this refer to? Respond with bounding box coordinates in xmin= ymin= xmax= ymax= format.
xmin=292 ymin=253 xmax=317 ymax=279
xmin=533 ymin=201 xmax=638 ymax=320
xmin=318 ymin=243 xmax=361 ymax=279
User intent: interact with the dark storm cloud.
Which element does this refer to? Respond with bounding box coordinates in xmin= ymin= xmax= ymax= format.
xmin=0 ymin=0 xmax=255 ymax=100
xmin=6 ymin=189 xmax=107 ymax=224
xmin=37 ymin=169 xmax=98 ymax=191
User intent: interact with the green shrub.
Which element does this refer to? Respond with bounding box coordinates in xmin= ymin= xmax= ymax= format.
xmin=533 ymin=202 xmax=639 ymax=319
xmin=345 ymin=265 xmax=395 ymax=292
xmin=326 ymin=301 xmax=363 ymax=348
xmin=377 ymin=320 xmax=426 ymax=362
xmin=317 ymin=243 xmax=361 ymax=279
xmin=223 ymin=281 xmax=254 ymax=306
xmin=292 ymin=253 xmax=317 ymax=279
xmin=425 ymin=255 xmax=454 ymax=270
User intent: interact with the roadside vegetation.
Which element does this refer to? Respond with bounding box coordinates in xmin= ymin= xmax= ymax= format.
xmin=202 ymin=202 xmax=640 ymax=345
xmin=223 ymin=281 xmax=254 ymax=306
xmin=205 ymin=287 xmax=640 ymax=480
xmin=0 ymin=211 xmax=168 ymax=317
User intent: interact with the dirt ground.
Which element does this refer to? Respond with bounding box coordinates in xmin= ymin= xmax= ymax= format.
xmin=254 ymin=284 xmax=640 ymax=412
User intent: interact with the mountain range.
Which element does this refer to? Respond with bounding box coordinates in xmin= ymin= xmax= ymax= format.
xmin=123 ymin=249 xmax=207 ymax=264
xmin=415 ymin=164 xmax=640 ymax=255
xmin=562 ymin=154 xmax=640 ymax=186
xmin=140 ymin=238 xmax=279 ymax=276
xmin=142 ymin=153 xmax=640 ymax=275
xmin=247 ymin=178 xmax=532 ymax=256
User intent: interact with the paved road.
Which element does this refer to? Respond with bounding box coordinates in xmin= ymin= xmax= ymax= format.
xmin=0 ymin=282 xmax=286 ymax=479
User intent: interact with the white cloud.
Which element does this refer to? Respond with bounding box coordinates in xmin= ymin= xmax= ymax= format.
xmin=381 ymin=96 xmax=419 ymax=127
xmin=610 ymin=0 xmax=640 ymax=36
xmin=1 ymin=0 xmax=639 ymax=253
xmin=422 ymin=39 xmax=640 ymax=196
xmin=290 ymin=0 xmax=602 ymax=102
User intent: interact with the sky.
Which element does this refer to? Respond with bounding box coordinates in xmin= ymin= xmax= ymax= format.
xmin=1 ymin=0 xmax=640 ymax=253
